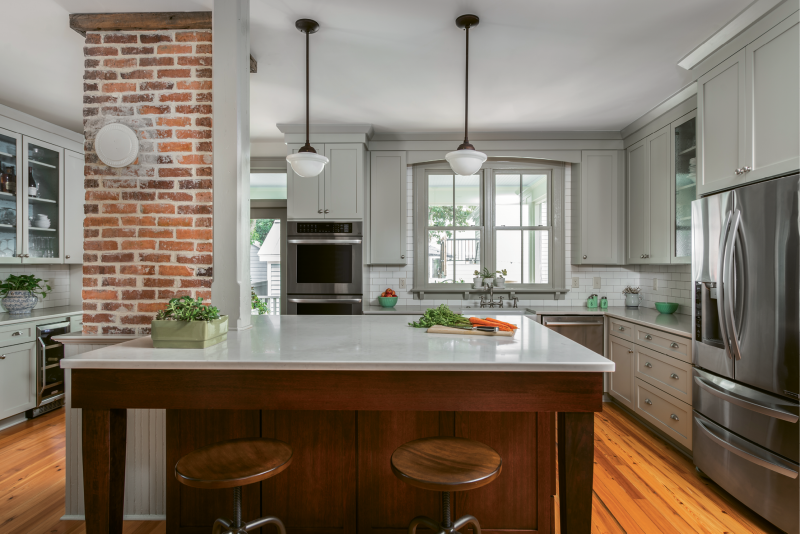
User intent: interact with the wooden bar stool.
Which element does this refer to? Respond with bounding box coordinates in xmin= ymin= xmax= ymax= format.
xmin=175 ymin=437 xmax=293 ymax=534
xmin=391 ymin=437 xmax=502 ymax=534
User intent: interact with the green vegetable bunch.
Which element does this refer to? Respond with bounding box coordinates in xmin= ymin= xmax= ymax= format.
xmin=251 ymin=288 xmax=269 ymax=315
xmin=0 ymin=274 xmax=51 ymax=298
xmin=408 ymin=304 xmax=472 ymax=328
xmin=155 ymin=296 xmax=221 ymax=322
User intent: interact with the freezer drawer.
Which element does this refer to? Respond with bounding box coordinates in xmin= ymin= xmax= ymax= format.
xmin=693 ymin=368 xmax=799 ymax=462
xmin=693 ymin=412 xmax=799 ymax=534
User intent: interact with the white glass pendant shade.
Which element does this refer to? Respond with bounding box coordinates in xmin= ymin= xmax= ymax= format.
xmin=286 ymin=152 xmax=329 ymax=178
xmin=445 ymin=149 xmax=487 ymax=176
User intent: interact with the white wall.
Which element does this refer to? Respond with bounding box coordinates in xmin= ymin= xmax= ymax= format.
xmin=367 ymin=164 xmax=692 ymax=313
xmin=0 ymin=264 xmax=71 ymax=312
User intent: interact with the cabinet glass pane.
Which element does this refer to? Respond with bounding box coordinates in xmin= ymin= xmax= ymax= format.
xmin=27 ymin=143 xmax=59 ymax=258
xmin=0 ymin=133 xmax=18 ymax=258
xmin=674 ymin=118 xmax=696 ymax=258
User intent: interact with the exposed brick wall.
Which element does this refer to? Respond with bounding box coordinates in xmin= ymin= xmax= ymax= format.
xmin=82 ymin=30 xmax=213 ymax=335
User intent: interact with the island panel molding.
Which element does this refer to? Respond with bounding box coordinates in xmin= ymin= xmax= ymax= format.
xmin=81 ymin=29 xmax=213 ymax=335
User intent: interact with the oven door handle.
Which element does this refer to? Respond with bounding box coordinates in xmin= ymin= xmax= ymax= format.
xmin=288 ymin=298 xmax=363 ymax=304
xmin=287 ymin=239 xmax=362 ymax=244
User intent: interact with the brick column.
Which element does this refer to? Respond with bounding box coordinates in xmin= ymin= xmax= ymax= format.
xmin=82 ymin=30 xmax=213 ymax=335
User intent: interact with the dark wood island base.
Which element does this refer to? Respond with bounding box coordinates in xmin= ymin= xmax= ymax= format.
xmin=74 ymin=369 xmax=602 ymax=534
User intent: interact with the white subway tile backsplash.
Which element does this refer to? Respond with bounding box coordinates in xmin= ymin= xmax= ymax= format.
xmin=0 ymin=264 xmax=72 ymax=312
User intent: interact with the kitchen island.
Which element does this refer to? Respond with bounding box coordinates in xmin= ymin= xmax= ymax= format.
xmin=63 ymin=314 xmax=613 ymax=534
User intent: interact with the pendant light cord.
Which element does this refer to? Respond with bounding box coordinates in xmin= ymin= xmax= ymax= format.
xmin=305 ymin=29 xmax=310 ymax=148
xmin=464 ymin=24 xmax=469 ymax=147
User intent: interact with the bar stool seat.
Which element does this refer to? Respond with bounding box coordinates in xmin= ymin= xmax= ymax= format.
xmin=392 ymin=437 xmax=502 ymax=534
xmin=175 ymin=437 xmax=292 ymax=534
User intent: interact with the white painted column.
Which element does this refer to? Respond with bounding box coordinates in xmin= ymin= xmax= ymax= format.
xmin=212 ymin=0 xmax=252 ymax=329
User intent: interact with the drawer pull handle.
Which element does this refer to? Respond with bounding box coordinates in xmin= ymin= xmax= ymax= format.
xmin=618 ymin=326 xmax=624 ymax=331
xmin=645 ymin=398 xmax=652 ymax=405
xmin=670 ymin=342 xmax=679 ymax=349
xmin=644 ymin=362 xmax=652 ymax=367
xmin=670 ymin=414 xmax=679 ymax=421
xmin=644 ymin=334 xmax=653 ymax=340
xmin=11 ymin=331 xmax=22 ymax=336
xmin=670 ymin=373 xmax=679 ymax=380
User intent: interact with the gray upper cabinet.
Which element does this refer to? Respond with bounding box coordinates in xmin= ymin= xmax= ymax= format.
xmin=369 ymin=151 xmax=407 ymax=265
xmin=697 ymin=50 xmax=746 ymax=196
xmin=627 ymin=127 xmax=670 ymax=264
xmin=287 ymin=143 xmax=365 ymax=220
xmin=571 ymin=150 xmax=625 ymax=265
xmin=287 ymin=143 xmax=325 ymax=220
xmin=670 ymin=111 xmax=696 ymax=264
xmin=324 ymin=144 xmax=364 ymax=220
xmin=744 ymin=15 xmax=799 ymax=183
xmin=64 ymin=150 xmax=83 ymax=264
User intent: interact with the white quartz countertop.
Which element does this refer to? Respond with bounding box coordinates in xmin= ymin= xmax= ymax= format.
xmin=61 ymin=314 xmax=614 ymax=372
xmin=0 ymin=305 xmax=83 ymax=326
xmin=529 ymin=306 xmax=693 ymax=338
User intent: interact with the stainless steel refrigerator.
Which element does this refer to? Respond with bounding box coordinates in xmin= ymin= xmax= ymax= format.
xmin=691 ymin=173 xmax=799 ymax=534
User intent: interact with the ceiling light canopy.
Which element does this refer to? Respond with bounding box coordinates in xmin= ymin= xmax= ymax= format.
xmin=286 ymin=18 xmax=329 ymax=178
xmin=445 ymin=14 xmax=486 ymax=177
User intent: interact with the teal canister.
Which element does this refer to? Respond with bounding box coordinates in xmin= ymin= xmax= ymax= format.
xmin=600 ymin=296 xmax=608 ymax=309
xmin=587 ymin=294 xmax=598 ymax=309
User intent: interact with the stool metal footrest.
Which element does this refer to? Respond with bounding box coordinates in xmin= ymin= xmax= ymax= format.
xmin=212 ymin=486 xmax=287 ymax=534
xmin=407 ymin=514 xmax=481 ymax=534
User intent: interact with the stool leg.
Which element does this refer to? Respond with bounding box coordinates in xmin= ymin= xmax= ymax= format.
xmin=442 ymin=491 xmax=451 ymax=529
xmin=212 ymin=517 xmax=232 ymax=534
xmin=453 ymin=514 xmax=481 ymax=534
xmin=407 ymin=515 xmax=440 ymax=534
xmin=244 ymin=515 xmax=287 ymax=533
xmin=233 ymin=486 xmax=243 ymax=529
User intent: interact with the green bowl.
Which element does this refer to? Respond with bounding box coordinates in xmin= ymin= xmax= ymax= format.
xmin=378 ymin=296 xmax=398 ymax=307
xmin=655 ymin=302 xmax=679 ymax=314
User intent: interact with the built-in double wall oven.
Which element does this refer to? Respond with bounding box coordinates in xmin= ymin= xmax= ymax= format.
xmin=286 ymin=221 xmax=363 ymax=315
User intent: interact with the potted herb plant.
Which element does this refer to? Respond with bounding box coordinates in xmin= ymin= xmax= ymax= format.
xmin=480 ymin=267 xmax=495 ymax=287
xmin=151 ymin=296 xmax=228 ymax=348
xmin=494 ymin=269 xmax=508 ymax=288
xmin=472 ymin=270 xmax=484 ymax=289
xmin=0 ymin=274 xmax=51 ymax=314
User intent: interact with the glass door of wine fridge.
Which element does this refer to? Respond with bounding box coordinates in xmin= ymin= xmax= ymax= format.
xmin=23 ymin=138 xmax=63 ymax=263
xmin=0 ymin=127 xmax=23 ymax=264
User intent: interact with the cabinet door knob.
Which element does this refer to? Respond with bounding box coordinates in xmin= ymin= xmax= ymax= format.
xmin=645 ymin=398 xmax=652 ymax=405
xmin=670 ymin=414 xmax=679 ymax=421
xmin=0 ymin=355 xmax=5 ymax=359
xmin=670 ymin=342 xmax=679 ymax=349
xmin=743 ymin=166 xmax=751 ymax=172
xmin=583 ymin=255 xmax=587 ymax=259
xmin=644 ymin=334 xmax=652 ymax=340
xmin=324 ymin=209 xmax=329 ymax=213
xmin=629 ymin=350 xmax=634 ymax=354
xmin=318 ymin=209 xmax=323 ymax=214
xmin=66 ymin=255 xmax=70 ymax=259
xmin=644 ymin=361 xmax=652 ymax=367
xmin=734 ymin=168 xmax=742 ymax=175
xmin=670 ymin=373 xmax=679 ymax=380
xmin=400 ymin=255 xmax=405 ymax=259
xmin=640 ymin=254 xmax=644 ymax=258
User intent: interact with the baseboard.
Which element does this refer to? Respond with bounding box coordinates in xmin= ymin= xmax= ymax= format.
xmin=0 ymin=413 xmax=28 ymax=432
xmin=60 ymin=515 xmax=166 ymax=521
xmin=605 ymin=398 xmax=694 ymax=461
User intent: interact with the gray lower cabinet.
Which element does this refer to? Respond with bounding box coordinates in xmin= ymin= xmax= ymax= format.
xmin=0 ymin=341 xmax=36 ymax=419
xmin=571 ymin=150 xmax=625 ymax=265
xmin=608 ymin=334 xmax=635 ymax=409
xmin=627 ymin=126 xmax=671 ymax=264
xmin=287 ymin=143 xmax=365 ymax=220
xmin=64 ymin=150 xmax=84 ymax=264
xmin=698 ymin=13 xmax=799 ymax=196
xmin=369 ymin=151 xmax=407 ymax=265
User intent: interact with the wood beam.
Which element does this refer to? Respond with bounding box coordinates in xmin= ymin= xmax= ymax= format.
xmin=69 ymin=11 xmax=212 ymax=37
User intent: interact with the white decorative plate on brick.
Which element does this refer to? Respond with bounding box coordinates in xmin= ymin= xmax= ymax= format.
xmin=95 ymin=123 xmax=139 ymax=168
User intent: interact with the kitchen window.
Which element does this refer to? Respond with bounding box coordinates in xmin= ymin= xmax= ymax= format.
xmin=413 ymin=160 xmax=565 ymax=297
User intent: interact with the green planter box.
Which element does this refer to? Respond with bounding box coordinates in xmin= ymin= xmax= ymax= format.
xmin=151 ymin=316 xmax=229 ymax=349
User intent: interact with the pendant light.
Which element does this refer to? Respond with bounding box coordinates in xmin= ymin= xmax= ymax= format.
xmin=445 ymin=14 xmax=487 ymax=177
xmin=286 ymin=19 xmax=329 ymax=178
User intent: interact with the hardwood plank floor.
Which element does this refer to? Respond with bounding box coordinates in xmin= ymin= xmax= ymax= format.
xmin=0 ymin=404 xmax=782 ymax=534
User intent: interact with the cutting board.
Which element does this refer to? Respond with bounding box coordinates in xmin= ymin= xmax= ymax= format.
xmin=426 ymin=325 xmax=515 ymax=337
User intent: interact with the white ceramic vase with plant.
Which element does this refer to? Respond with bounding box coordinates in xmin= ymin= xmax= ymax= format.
xmin=472 ymin=270 xmax=483 ymax=289
xmin=0 ymin=274 xmax=51 ymax=314
xmin=494 ymin=269 xmax=508 ymax=288
xmin=479 ymin=267 xmax=495 ymax=287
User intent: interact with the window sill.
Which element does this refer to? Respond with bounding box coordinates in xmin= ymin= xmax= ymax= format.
xmin=409 ymin=287 xmax=571 ymax=301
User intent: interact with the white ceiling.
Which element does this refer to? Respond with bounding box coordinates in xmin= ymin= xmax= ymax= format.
xmin=1 ymin=0 xmax=752 ymax=148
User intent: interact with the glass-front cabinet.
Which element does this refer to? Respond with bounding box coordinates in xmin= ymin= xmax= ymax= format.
xmin=670 ymin=111 xmax=696 ymax=264
xmin=0 ymin=128 xmax=64 ymax=264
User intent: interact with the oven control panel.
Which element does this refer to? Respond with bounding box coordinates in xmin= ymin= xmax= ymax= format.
xmin=296 ymin=223 xmax=353 ymax=233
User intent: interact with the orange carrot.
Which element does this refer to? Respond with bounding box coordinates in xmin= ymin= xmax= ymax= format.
xmin=469 ymin=317 xmax=512 ymax=331
xmin=482 ymin=317 xmax=518 ymax=330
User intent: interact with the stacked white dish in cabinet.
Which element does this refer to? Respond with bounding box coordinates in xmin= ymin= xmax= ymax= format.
xmin=607 ymin=317 xmax=694 ymax=450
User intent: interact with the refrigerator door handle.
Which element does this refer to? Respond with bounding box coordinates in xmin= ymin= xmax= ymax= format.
xmin=716 ymin=210 xmax=733 ymax=359
xmin=723 ymin=210 xmax=743 ymax=360
xmin=694 ymin=376 xmax=799 ymax=423
xmin=695 ymin=416 xmax=799 ymax=479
